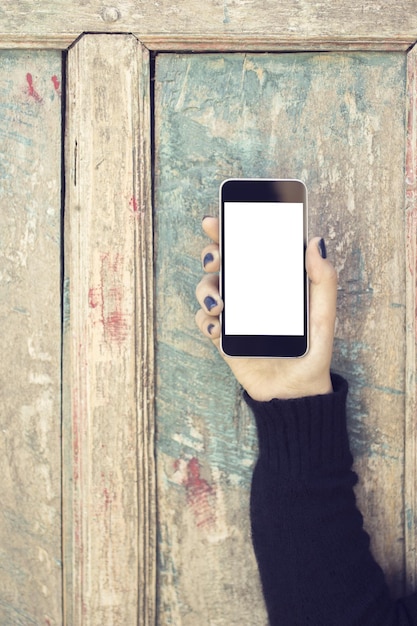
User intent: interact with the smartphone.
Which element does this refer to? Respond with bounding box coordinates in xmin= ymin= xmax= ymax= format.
xmin=220 ymin=178 xmax=308 ymax=358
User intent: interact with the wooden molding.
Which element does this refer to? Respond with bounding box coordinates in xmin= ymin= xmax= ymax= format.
xmin=1 ymin=0 xmax=417 ymax=50
xmin=62 ymin=34 xmax=155 ymax=625
xmin=0 ymin=34 xmax=415 ymax=52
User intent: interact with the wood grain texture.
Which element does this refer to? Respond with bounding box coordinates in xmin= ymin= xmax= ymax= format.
xmin=154 ymin=51 xmax=407 ymax=623
xmin=0 ymin=0 xmax=417 ymax=49
xmin=405 ymin=44 xmax=417 ymax=592
xmin=0 ymin=50 xmax=63 ymax=625
xmin=63 ymin=34 xmax=155 ymax=625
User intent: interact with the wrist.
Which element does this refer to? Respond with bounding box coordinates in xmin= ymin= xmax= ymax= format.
xmin=246 ymin=372 xmax=333 ymax=402
xmin=291 ymin=374 xmax=333 ymax=400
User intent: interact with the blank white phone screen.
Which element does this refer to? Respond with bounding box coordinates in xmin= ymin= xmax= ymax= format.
xmin=224 ymin=202 xmax=304 ymax=336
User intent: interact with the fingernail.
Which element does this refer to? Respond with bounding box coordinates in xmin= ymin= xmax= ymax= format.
xmin=203 ymin=252 xmax=214 ymax=268
xmin=318 ymin=238 xmax=327 ymax=259
xmin=202 ymin=215 xmax=213 ymax=222
xmin=207 ymin=323 xmax=215 ymax=335
xmin=204 ymin=295 xmax=217 ymax=311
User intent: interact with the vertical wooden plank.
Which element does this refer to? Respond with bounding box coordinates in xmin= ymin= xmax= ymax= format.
xmin=0 ymin=51 xmax=63 ymax=625
xmin=154 ymin=51 xmax=407 ymax=623
xmin=63 ymin=34 xmax=155 ymax=625
xmin=405 ymin=43 xmax=417 ymax=592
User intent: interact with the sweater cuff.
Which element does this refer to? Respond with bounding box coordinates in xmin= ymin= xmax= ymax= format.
xmin=244 ymin=373 xmax=352 ymax=477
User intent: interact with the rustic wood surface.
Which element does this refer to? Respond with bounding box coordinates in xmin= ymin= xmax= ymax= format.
xmin=63 ymin=34 xmax=155 ymax=625
xmin=154 ymin=50 xmax=408 ymax=623
xmin=0 ymin=0 xmax=417 ymax=49
xmin=405 ymin=44 xmax=417 ymax=592
xmin=0 ymin=24 xmax=416 ymax=626
xmin=0 ymin=50 xmax=63 ymax=625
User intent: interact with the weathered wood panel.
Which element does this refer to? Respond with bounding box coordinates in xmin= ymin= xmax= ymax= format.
xmin=405 ymin=44 xmax=417 ymax=592
xmin=0 ymin=0 xmax=417 ymax=49
xmin=154 ymin=51 xmax=407 ymax=623
xmin=0 ymin=50 xmax=62 ymax=625
xmin=63 ymin=34 xmax=155 ymax=625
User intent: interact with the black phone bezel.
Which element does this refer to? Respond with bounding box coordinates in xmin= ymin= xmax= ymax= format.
xmin=220 ymin=178 xmax=308 ymax=358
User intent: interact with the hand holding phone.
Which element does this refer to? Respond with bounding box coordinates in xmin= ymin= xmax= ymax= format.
xmin=195 ymin=211 xmax=337 ymax=401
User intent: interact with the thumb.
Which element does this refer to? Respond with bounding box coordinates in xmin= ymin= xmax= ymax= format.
xmin=306 ymin=237 xmax=337 ymax=346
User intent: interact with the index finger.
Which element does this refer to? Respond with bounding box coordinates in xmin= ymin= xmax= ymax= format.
xmin=202 ymin=216 xmax=219 ymax=244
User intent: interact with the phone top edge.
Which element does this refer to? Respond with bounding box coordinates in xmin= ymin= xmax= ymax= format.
xmin=220 ymin=177 xmax=306 ymax=181
xmin=220 ymin=177 xmax=307 ymax=187
xmin=220 ymin=178 xmax=308 ymax=205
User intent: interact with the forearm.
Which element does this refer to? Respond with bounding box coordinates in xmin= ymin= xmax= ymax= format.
xmin=246 ymin=374 xmax=415 ymax=625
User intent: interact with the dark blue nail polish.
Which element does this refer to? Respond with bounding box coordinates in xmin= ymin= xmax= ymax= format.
xmin=204 ymin=296 xmax=217 ymax=311
xmin=203 ymin=252 xmax=214 ymax=268
xmin=318 ymin=238 xmax=327 ymax=259
xmin=207 ymin=323 xmax=215 ymax=335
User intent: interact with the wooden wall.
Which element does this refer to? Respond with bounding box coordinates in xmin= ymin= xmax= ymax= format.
xmin=0 ymin=3 xmax=417 ymax=623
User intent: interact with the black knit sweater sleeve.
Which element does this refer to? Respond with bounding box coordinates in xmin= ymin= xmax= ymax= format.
xmin=245 ymin=373 xmax=417 ymax=626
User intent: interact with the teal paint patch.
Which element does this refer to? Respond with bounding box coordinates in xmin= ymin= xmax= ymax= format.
xmin=406 ymin=507 xmax=415 ymax=532
xmin=223 ymin=0 xmax=231 ymax=24
xmin=155 ymin=51 xmax=405 ymax=195
xmin=12 ymin=306 xmax=29 ymax=315
xmin=370 ymin=385 xmax=405 ymax=396
xmin=156 ymin=340 xmax=258 ymax=485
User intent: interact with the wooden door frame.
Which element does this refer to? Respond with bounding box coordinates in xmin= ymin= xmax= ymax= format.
xmin=2 ymin=2 xmax=417 ymax=623
xmin=1 ymin=1 xmax=417 ymax=51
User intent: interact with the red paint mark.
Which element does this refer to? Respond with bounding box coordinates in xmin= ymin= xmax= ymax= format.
xmin=88 ymin=254 xmax=130 ymax=344
xmin=105 ymin=309 xmax=127 ymax=342
xmin=129 ymin=196 xmax=145 ymax=220
xmin=129 ymin=196 xmax=139 ymax=212
xmin=99 ymin=472 xmax=116 ymax=521
xmin=26 ymin=73 xmax=42 ymax=103
xmin=51 ymin=75 xmax=61 ymax=93
xmin=88 ymin=287 xmax=100 ymax=309
xmin=181 ymin=457 xmax=216 ymax=529
xmin=100 ymin=254 xmax=129 ymax=344
xmin=103 ymin=487 xmax=112 ymax=510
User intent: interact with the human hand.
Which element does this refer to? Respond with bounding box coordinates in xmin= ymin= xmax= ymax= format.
xmin=195 ymin=216 xmax=337 ymax=401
